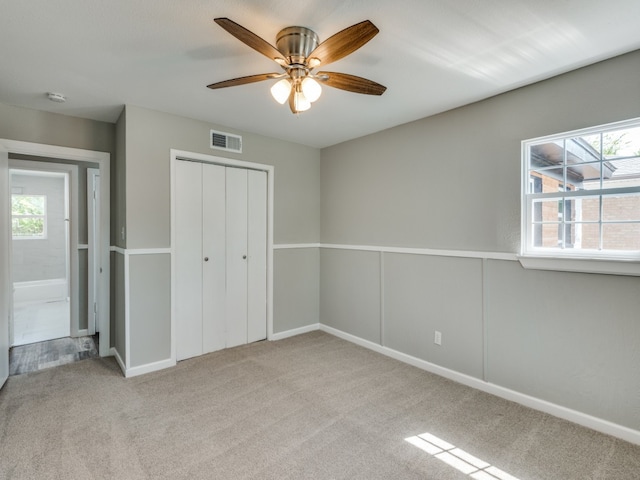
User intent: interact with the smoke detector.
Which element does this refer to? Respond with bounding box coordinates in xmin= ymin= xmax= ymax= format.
xmin=47 ymin=92 xmax=66 ymax=103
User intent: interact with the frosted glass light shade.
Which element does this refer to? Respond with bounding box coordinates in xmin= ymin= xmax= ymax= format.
xmin=301 ymin=77 xmax=322 ymax=102
xmin=293 ymin=91 xmax=311 ymax=112
xmin=270 ymin=79 xmax=292 ymax=104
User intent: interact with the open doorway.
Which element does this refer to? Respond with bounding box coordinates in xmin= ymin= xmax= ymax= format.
xmin=6 ymin=156 xmax=104 ymax=375
xmin=10 ymin=168 xmax=72 ymax=345
xmin=0 ymin=140 xmax=110 ymax=387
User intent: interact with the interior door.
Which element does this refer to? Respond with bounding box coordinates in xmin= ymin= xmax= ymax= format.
xmin=247 ymin=170 xmax=267 ymax=343
xmin=225 ymin=167 xmax=249 ymax=349
xmin=202 ymin=163 xmax=226 ymax=354
xmin=0 ymin=150 xmax=10 ymax=388
xmin=175 ymin=160 xmax=204 ymax=361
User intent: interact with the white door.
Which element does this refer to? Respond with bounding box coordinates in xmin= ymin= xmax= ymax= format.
xmin=247 ymin=170 xmax=267 ymax=343
xmin=225 ymin=167 xmax=249 ymax=348
xmin=0 ymin=150 xmax=9 ymax=388
xmin=175 ymin=160 xmax=204 ymax=360
xmin=226 ymin=168 xmax=267 ymax=347
xmin=175 ymin=161 xmax=267 ymax=361
xmin=202 ymin=163 xmax=226 ymax=354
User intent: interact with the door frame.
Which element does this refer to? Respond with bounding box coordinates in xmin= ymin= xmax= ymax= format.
xmin=170 ymin=149 xmax=274 ymax=364
xmin=87 ymin=168 xmax=100 ymax=335
xmin=0 ymin=150 xmax=8 ymax=388
xmin=9 ymin=162 xmax=78 ymax=344
xmin=0 ymin=139 xmax=111 ymax=357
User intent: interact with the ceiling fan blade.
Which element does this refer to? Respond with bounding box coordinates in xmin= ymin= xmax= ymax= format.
xmin=214 ymin=18 xmax=285 ymax=64
xmin=307 ymin=20 xmax=379 ymax=67
xmin=317 ymin=72 xmax=386 ymax=95
xmin=207 ymin=73 xmax=280 ymax=89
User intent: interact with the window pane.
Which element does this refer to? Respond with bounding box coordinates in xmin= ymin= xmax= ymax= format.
xmin=566 ymin=135 xmax=601 ymax=164
xmin=566 ymin=196 xmax=600 ymax=222
xmin=602 ymin=126 xmax=640 ymax=161
xmin=574 ymin=223 xmax=601 ymax=250
xmin=532 ymin=197 xmax=562 ymax=248
xmin=12 ymin=217 xmax=45 ymax=237
xmin=531 ymin=223 xmax=564 ymax=248
xmin=532 ymin=198 xmax=562 ymax=222
xmin=602 ymin=194 xmax=640 ymax=221
xmin=529 ymin=141 xmax=564 ymax=169
xmin=11 ymin=195 xmax=45 ymax=215
xmin=576 ymin=133 xmax=602 ymax=157
xmin=602 ymin=158 xmax=640 ymax=189
xmin=602 ymin=223 xmax=640 ymax=251
xmin=569 ymin=161 xmax=601 ymax=191
xmin=528 ymin=169 xmax=564 ymax=193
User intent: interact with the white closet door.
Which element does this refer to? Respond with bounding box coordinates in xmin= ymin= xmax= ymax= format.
xmin=175 ymin=161 xmax=204 ymax=361
xmin=225 ymin=167 xmax=248 ymax=348
xmin=202 ymin=163 xmax=226 ymax=354
xmin=247 ymin=170 xmax=267 ymax=343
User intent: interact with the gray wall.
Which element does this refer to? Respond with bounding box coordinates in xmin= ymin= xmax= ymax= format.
xmin=113 ymin=252 xmax=126 ymax=365
xmin=319 ymin=50 xmax=640 ymax=431
xmin=120 ymin=105 xmax=321 ymax=368
xmin=129 ymin=253 xmax=171 ymax=367
xmin=274 ymin=248 xmax=320 ymax=332
xmin=0 ymin=103 xmax=115 ymax=155
xmin=10 ymin=174 xmax=66 ymax=282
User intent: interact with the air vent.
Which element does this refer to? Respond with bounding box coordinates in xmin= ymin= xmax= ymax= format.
xmin=210 ymin=129 xmax=242 ymax=153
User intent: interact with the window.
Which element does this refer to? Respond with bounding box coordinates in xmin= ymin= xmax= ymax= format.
xmin=11 ymin=194 xmax=47 ymax=239
xmin=522 ymin=118 xmax=640 ymax=261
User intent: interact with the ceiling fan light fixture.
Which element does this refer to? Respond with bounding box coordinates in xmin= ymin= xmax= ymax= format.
xmin=293 ymin=90 xmax=311 ymax=112
xmin=270 ymin=78 xmax=292 ymax=104
xmin=209 ymin=18 xmax=385 ymax=114
xmin=301 ymin=77 xmax=322 ymax=103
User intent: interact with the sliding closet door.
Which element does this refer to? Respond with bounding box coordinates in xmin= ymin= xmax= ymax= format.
xmin=202 ymin=164 xmax=226 ymax=354
xmin=247 ymin=170 xmax=267 ymax=343
xmin=225 ymin=168 xmax=249 ymax=348
xmin=175 ymin=161 xmax=204 ymax=361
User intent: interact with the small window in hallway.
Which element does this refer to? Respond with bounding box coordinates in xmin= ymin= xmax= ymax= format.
xmin=11 ymin=194 xmax=47 ymax=239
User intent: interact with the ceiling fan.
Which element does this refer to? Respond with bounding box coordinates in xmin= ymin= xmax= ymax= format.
xmin=207 ymin=18 xmax=387 ymax=114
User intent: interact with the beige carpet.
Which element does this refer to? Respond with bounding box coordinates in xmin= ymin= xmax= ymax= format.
xmin=1 ymin=331 xmax=638 ymax=479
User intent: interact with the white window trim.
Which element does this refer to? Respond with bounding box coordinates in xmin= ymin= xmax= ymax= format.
xmin=520 ymin=117 xmax=640 ymax=276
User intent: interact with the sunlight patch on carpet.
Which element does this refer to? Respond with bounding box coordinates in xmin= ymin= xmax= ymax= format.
xmin=405 ymin=432 xmax=520 ymax=480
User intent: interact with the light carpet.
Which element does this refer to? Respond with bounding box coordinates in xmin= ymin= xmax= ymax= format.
xmin=1 ymin=331 xmax=638 ymax=479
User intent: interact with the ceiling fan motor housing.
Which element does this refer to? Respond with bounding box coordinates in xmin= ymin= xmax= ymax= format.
xmin=276 ymin=26 xmax=319 ymax=65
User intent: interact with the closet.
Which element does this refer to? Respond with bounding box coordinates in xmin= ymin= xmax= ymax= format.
xmin=174 ymin=160 xmax=267 ymax=361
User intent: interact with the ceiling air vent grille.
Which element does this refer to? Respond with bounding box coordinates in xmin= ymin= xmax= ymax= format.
xmin=210 ymin=129 xmax=242 ymax=153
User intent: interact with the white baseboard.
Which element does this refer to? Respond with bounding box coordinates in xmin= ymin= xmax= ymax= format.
xmin=270 ymin=323 xmax=320 ymax=341
xmin=111 ymin=347 xmax=126 ymax=376
xmin=319 ymin=324 xmax=640 ymax=446
xmin=124 ymin=358 xmax=176 ymax=378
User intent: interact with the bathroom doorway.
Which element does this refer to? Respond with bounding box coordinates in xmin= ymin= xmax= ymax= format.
xmin=9 ymin=162 xmax=78 ymax=346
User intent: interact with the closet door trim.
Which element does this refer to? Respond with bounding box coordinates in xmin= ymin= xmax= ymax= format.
xmin=170 ymin=149 xmax=274 ymax=365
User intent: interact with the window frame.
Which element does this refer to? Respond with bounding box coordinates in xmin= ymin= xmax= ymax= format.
xmin=520 ymin=117 xmax=640 ymax=276
xmin=11 ymin=193 xmax=48 ymax=240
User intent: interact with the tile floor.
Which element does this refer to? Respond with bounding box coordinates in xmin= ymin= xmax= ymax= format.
xmin=9 ymin=336 xmax=99 ymax=376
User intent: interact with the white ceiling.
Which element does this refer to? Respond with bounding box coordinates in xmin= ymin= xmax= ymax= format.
xmin=1 ymin=0 xmax=639 ymax=148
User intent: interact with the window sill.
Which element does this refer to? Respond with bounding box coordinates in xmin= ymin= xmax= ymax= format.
xmin=518 ymin=255 xmax=640 ymax=277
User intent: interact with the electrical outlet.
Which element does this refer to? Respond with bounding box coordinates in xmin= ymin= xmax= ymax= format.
xmin=434 ymin=331 xmax=442 ymax=346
